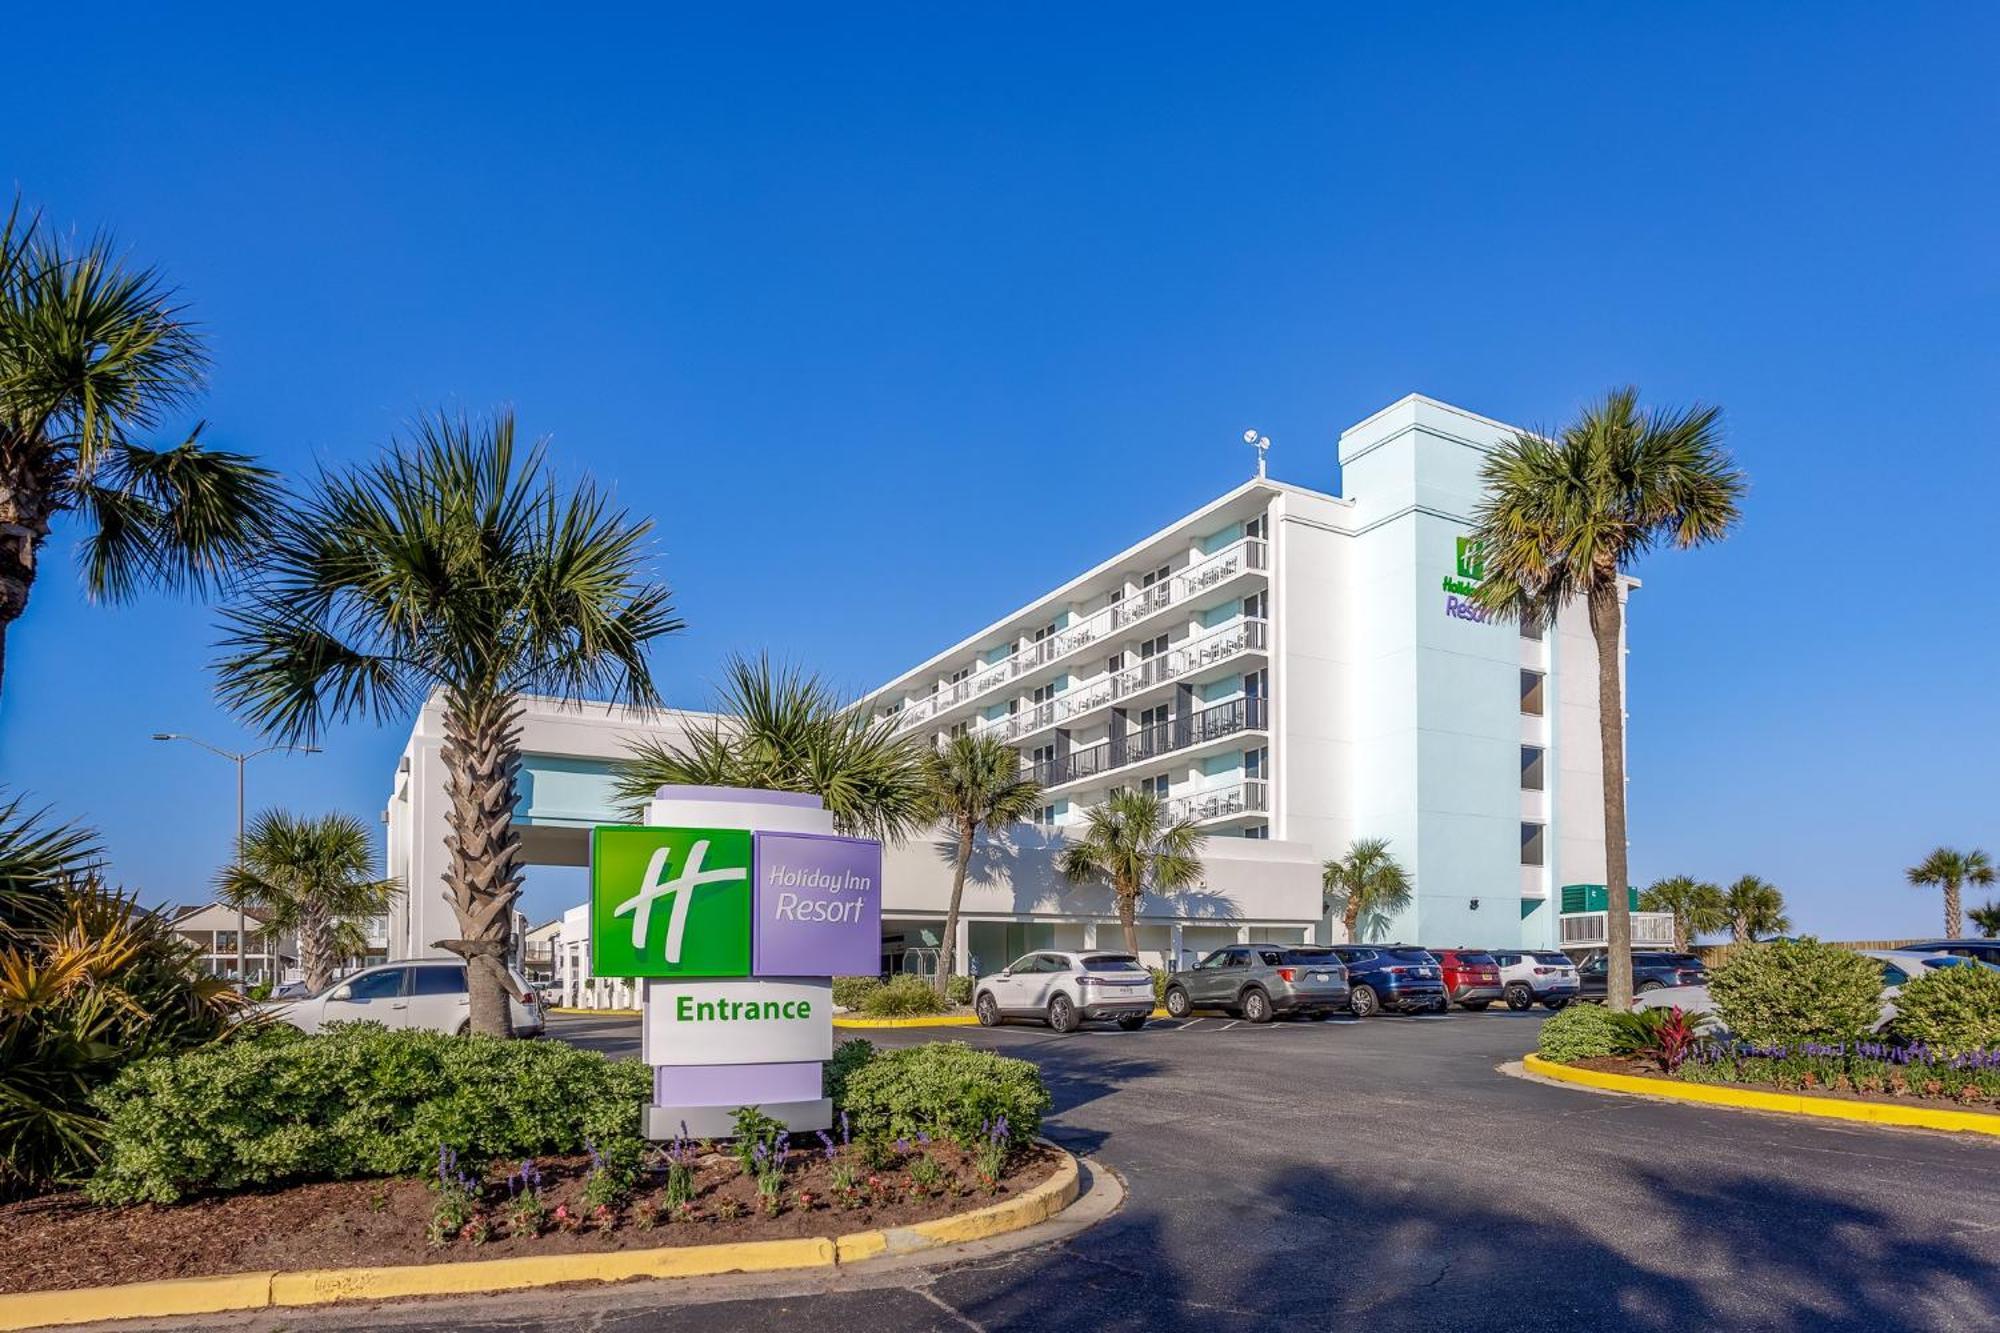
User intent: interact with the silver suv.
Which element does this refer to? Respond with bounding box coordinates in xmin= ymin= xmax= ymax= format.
xmin=974 ymin=951 xmax=1155 ymax=1033
xmin=1162 ymin=944 xmax=1351 ymax=1023
xmin=1489 ymin=949 xmax=1578 ymax=1011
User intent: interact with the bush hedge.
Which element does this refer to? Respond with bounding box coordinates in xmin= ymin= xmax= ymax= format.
xmin=88 ymin=1023 xmax=649 ymax=1204
xmin=859 ymin=974 xmax=950 ymax=1017
xmin=825 ymin=1036 xmax=875 ymax=1105
xmin=946 ymin=973 xmax=974 ymax=1006
xmin=840 ymin=1042 xmax=1050 ymax=1150
xmin=832 ymin=976 xmax=883 ymax=1010
xmin=1891 ymin=965 xmax=2000 ymax=1055
xmin=1707 ymin=939 xmax=1884 ymax=1046
xmin=1536 ymin=1003 xmax=1624 ymax=1062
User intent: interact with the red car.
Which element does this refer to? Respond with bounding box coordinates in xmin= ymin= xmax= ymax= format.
xmin=1427 ymin=948 xmax=1504 ymax=1011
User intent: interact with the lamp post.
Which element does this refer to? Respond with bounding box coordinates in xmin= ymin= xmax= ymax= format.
xmin=152 ymin=733 xmax=320 ymax=985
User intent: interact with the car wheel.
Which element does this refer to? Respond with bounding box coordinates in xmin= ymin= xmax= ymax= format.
xmin=1048 ymin=993 xmax=1080 ymax=1034
xmin=1242 ymin=989 xmax=1274 ymax=1024
xmin=976 ymin=992 xmax=1000 ymax=1027
xmin=1429 ymin=996 xmax=1449 ymax=1013
xmin=1462 ymin=1000 xmax=1491 ymax=1012
xmin=1543 ymin=997 xmax=1569 ymax=1011
xmin=1116 ymin=1014 xmax=1147 ymax=1031
xmin=1164 ymin=986 xmax=1191 ymax=1018
xmin=1504 ymin=984 xmax=1534 ymax=1011
xmin=1635 ymin=980 xmax=1663 ymax=995
xmin=1350 ymin=985 xmax=1379 ymax=1018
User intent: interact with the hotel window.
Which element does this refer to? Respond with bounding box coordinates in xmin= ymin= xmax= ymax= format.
xmin=1030 ymin=743 xmax=1056 ymax=770
xmin=1242 ymin=825 xmax=1269 ymax=839
xmin=1105 ymin=652 xmax=1123 ymax=673
xmin=1241 ymin=589 xmax=1267 ymax=620
xmin=1139 ymin=633 xmax=1168 ymax=659
xmin=1520 ymin=821 xmax=1546 ymax=867
xmin=1140 ymin=564 xmax=1170 ymax=589
xmin=1245 ymin=513 xmax=1268 ymax=541
xmin=1520 ymin=615 xmax=1545 ymax=642
xmin=1032 ymin=622 xmax=1056 ymax=642
xmin=1141 ymin=773 xmax=1171 ymax=798
xmin=1138 ymin=702 xmax=1172 ymax=733
xmin=1520 ymin=745 xmax=1545 ymax=792
xmin=1520 ymin=669 xmax=1546 ymax=717
xmin=1030 ymin=681 xmax=1056 ymax=705
xmin=1245 ymin=746 xmax=1267 ymax=780
xmin=947 ymin=665 xmax=971 ymax=684
xmin=1032 ymin=804 xmax=1057 ymax=827
xmin=1244 ymin=668 xmax=1267 ymax=700
xmin=947 ymin=720 xmax=970 ymax=738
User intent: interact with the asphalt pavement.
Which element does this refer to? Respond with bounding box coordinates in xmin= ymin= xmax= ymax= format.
xmin=140 ymin=1007 xmax=2000 ymax=1333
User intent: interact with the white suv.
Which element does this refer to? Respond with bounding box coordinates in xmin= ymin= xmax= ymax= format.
xmin=974 ymin=951 xmax=1155 ymax=1033
xmin=263 ymin=961 xmax=545 ymax=1037
xmin=1489 ymin=949 xmax=1579 ymax=1011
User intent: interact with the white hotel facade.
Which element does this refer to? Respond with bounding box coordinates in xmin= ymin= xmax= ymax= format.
xmin=385 ymin=395 xmax=1655 ymax=988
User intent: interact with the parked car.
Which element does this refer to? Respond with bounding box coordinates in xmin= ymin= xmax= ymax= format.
xmin=1162 ymin=944 xmax=1350 ymax=1023
xmin=1326 ymin=944 xmax=1447 ymax=1016
xmin=1902 ymin=939 xmax=2000 ymax=967
xmin=1490 ymin=949 xmax=1578 ymax=1010
xmin=1427 ymin=948 xmax=1504 ymax=1010
xmin=1575 ymin=950 xmax=1708 ymax=999
xmin=268 ymin=980 xmax=313 ymax=1001
xmin=974 ymin=951 xmax=1155 ymax=1033
xmin=259 ymin=961 xmax=546 ymax=1037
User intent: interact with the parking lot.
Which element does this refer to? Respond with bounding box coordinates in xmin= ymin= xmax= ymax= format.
xmin=280 ymin=1006 xmax=2000 ymax=1333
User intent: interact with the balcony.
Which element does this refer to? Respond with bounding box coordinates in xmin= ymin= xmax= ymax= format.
xmin=1558 ymin=911 xmax=1677 ymax=950
xmin=891 ymin=537 xmax=1267 ymax=732
xmin=971 ymin=618 xmax=1268 ymax=745
xmin=1164 ymin=779 xmax=1268 ymax=826
xmin=1026 ymin=696 xmax=1268 ymax=789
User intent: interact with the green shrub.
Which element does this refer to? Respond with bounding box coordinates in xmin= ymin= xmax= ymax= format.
xmin=1149 ymin=968 xmax=1170 ymax=1006
xmin=1536 ymin=1003 xmax=1624 ymax=1062
xmin=840 ymin=1042 xmax=1050 ymax=1150
xmin=860 ymin=974 xmax=949 ymax=1017
xmin=832 ymin=975 xmax=884 ymax=1010
xmin=946 ymin=973 xmax=973 ymax=1006
xmin=825 ymin=1037 xmax=876 ymax=1106
xmin=87 ymin=1022 xmax=650 ymax=1204
xmin=1891 ymin=965 xmax=2000 ymax=1055
xmin=1708 ymin=939 xmax=1884 ymax=1046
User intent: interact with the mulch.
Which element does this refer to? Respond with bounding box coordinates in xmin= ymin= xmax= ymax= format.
xmin=0 ymin=1142 xmax=1062 ymax=1295
xmin=1558 ymin=1055 xmax=1999 ymax=1113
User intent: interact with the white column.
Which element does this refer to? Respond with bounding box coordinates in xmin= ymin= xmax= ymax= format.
xmin=954 ymin=916 xmax=972 ymax=976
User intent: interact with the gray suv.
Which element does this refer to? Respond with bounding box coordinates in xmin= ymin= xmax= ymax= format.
xmin=1162 ymin=944 xmax=1351 ymax=1023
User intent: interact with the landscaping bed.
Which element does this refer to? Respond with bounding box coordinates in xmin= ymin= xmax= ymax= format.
xmin=1557 ymin=1053 xmax=2000 ymax=1113
xmin=0 ymin=1140 xmax=1066 ymax=1295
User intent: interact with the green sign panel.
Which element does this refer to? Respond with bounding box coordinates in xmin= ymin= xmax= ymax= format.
xmin=1559 ymin=883 xmax=1639 ymax=914
xmin=1454 ymin=536 xmax=1485 ymax=581
xmin=591 ymin=826 xmax=753 ymax=978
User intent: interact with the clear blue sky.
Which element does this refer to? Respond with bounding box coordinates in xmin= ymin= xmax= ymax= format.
xmin=2 ymin=4 xmax=1994 ymax=940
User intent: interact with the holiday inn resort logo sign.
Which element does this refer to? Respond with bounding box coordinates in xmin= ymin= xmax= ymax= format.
xmin=1443 ymin=535 xmax=1499 ymax=624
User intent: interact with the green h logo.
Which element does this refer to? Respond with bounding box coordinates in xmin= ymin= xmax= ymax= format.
xmin=591 ymin=826 xmax=753 ymax=978
xmin=1455 ymin=536 xmax=1485 ymax=581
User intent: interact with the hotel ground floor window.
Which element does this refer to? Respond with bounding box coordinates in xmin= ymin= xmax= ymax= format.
xmin=1520 ymin=821 xmax=1546 ymax=867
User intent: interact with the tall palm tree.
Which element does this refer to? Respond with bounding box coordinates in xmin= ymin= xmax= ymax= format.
xmin=1638 ymin=875 xmax=1727 ymax=952
xmin=613 ymin=654 xmax=929 ymax=842
xmin=1906 ymin=847 xmax=1993 ymax=939
xmin=918 ymin=734 xmax=1044 ymax=995
xmin=217 ymin=810 xmax=399 ymax=993
xmin=1471 ymin=388 xmax=1746 ymax=1007
xmin=1968 ymin=902 xmax=2000 ymax=940
xmin=1722 ymin=875 xmax=1790 ymax=944
xmin=215 ymin=409 xmax=679 ymax=1035
xmin=0 ymin=198 xmax=279 ymax=699
xmin=1321 ymin=838 xmax=1413 ymax=943
xmin=1056 ymin=790 xmax=1204 ymax=956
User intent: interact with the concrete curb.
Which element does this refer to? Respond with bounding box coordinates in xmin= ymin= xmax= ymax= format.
xmin=547 ymin=1007 xmax=641 ymax=1017
xmin=1521 ymin=1053 xmax=2000 ymax=1137
xmin=0 ymin=1148 xmax=1082 ymax=1331
xmin=833 ymin=1006 xmax=1173 ymax=1030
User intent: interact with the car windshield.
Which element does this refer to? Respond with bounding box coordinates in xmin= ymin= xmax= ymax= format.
xmin=1384 ymin=948 xmax=1435 ymax=963
xmin=1081 ymin=954 xmax=1144 ymax=972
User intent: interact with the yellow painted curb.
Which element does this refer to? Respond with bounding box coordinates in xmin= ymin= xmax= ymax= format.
xmin=1522 ymin=1054 xmax=2000 ymax=1137
xmin=547 ymin=1007 xmax=641 ymax=1017
xmin=833 ymin=1013 xmax=978 ymax=1028
xmin=0 ymin=1149 xmax=1082 ymax=1330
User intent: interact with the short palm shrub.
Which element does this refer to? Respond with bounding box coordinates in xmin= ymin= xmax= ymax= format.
xmin=88 ymin=1023 xmax=650 ymax=1204
xmin=824 ymin=1037 xmax=876 ymax=1106
xmin=839 ymin=1042 xmax=1049 ymax=1151
xmin=860 ymin=974 xmax=949 ymax=1017
xmin=1707 ymin=939 xmax=1884 ymax=1046
xmin=1536 ymin=1003 xmax=1624 ymax=1062
xmin=1890 ymin=965 xmax=2000 ymax=1055
xmin=1149 ymin=968 xmax=1170 ymax=1006
xmin=831 ymin=975 xmax=884 ymax=1010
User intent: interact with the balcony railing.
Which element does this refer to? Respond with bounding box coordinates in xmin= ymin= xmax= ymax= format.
xmin=891 ymin=537 xmax=1267 ymax=731
xmin=1026 ymin=696 xmax=1268 ymax=788
xmin=971 ymin=619 xmax=1268 ymax=744
xmin=1558 ymin=911 xmax=1678 ymax=949
xmin=1164 ymin=779 xmax=1269 ymax=825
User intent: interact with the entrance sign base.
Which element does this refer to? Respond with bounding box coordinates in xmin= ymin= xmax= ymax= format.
xmin=647 ymin=1098 xmax=832 ymax=1140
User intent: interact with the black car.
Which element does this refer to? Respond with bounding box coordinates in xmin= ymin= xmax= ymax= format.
xmin=1575 ymin=950 xmax=1708 ymax=999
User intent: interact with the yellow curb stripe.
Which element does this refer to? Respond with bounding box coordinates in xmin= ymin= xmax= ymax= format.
xmin=833 ymin=1014 xmax=978 ymax=1028
xmin=1522 ymin=1053 xmax=2000 ymax=1136
xmin=547 ymin=1007 xmax=641 ymax=1017
xmin=0 ymin=1150 xmax=1082 ymax=1330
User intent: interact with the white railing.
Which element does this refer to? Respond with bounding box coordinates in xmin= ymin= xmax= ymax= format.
xmin=1164 ymin=779 xmax=1269 ymax=825
xmin=1558 ymin=911 xmax=1678 ymax=949
xmin=891 ymin=537 xmax=1267 ymax=731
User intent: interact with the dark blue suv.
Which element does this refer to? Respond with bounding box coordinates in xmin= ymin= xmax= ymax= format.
xmin=1328 ymin=944 xmax=1447 ymax=1016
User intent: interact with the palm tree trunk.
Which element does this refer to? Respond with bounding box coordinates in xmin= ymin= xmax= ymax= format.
xmin=300 ymin=904 xmax=336 ymax=994
xmin=935 ymin=821 xmax=975 ymax=997
xmin=0 ymin=463 xmax=51 ymax=706
xmin=1342 ymin=896 xmax=1361 ymax=944
xmin=1588 ymin=581 xmax=1634 ymax=1010
xmin=1945 ymin=880 xmax=1962 ymax=938
xmin=435 ymin=687 xmax=525 ymax=1037
xmin=1118 ymin=878 xmax=1139 ymax=956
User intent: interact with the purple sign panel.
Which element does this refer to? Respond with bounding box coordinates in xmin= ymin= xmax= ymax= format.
xmin=751 ymin=831 xmax=882 ymax=976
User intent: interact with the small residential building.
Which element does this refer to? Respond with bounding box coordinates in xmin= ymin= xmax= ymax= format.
xmin=163 ymin=902 xmax=297 ymax=985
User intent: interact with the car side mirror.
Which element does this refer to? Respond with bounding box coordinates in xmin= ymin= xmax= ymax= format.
xmin=999 ymin=968 xmax=1013 ymax=979
xmin=329 ymin=985 xmax=353 ymax=1002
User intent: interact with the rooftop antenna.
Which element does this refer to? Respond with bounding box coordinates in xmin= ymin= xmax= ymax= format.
xmin=1242 ymin=429 xmax=1270 ymax=479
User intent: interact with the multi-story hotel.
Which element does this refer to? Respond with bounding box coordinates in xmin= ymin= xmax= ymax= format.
xmin=385 ymin=394 xmax=1665 ymax=986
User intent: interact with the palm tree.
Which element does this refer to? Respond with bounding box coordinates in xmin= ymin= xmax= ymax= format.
xmin=217 ymin=811 xmax=399 ymax=993
xmin=0 ymin=198 xmax=280 ymax=699
xmin=1471 ymin=388 xmax=1745 ymax=1007
xmin=215 ymin=409 xmax=679 ymax=1035
xmin=918 ymin=734 xmax=1044 ymax=995
xmin=1321 ymin=838 xmax=1413 ymax=942
xmin=613 ymin=654 xmax=929 ymax=842
xmin=1906 ymin=848 xmax=1993 ymax=939
xmin=1969 ymin=902 xmax=2000 ymax=940
xmin=1056 ymin=790 xmax=1205 ymax=955
xmin=1722 ymin=875 xmax=1790 ymax=944
xmin=1638 ymin=875 xmax=1727 ymax=952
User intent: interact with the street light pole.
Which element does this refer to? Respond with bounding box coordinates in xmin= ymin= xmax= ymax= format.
xmin=152 ymin=733 xmax=320 ymax=986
